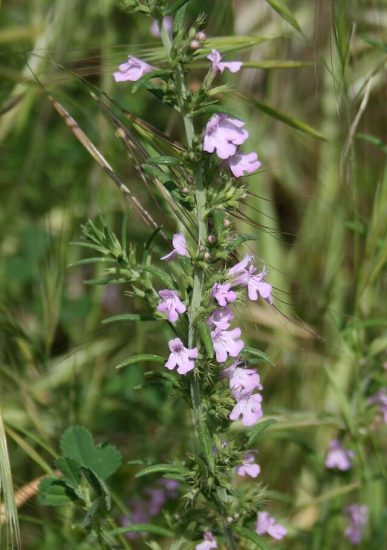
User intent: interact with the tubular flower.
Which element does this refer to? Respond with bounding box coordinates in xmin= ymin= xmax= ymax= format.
xmin=161 ymin=233 xmax=189 ymax=260
xmin=207 ymin=49 xmax=242 ymax=74
xmin=325 ymin=440 xmax=355 ymax=471
xmin=203 ymin=114 xmax=248 ymax=159
xmin=113 ymin=56 xmax=154 ymax=82
xmin=165 ymin=338 xmax=198 ymax=375
xmin=211 ymin=282 xmax=237 ymax=307
xmin=368 ymin=388 xmax=387 ymax=424
xmin=256 ymin=512 xmax=287 ymax=540
xmin=211 ymin=327 xmax=244 ymax=363
xmin=236 ymin=452 xmax=261 ymax=478
xmin=195 ymin=531 xmax=217 ymax=550
xmin=230 ymin=393 xmax=263 ymax=426
xmin=150 ymin=16 xmax=173 ymax=38
xmin=207 ymin=306 xmax=234 ymax=330
xmin=344 ymin=504 xmax=368 ymax=545
xmin=227 ymin=151 xmax=261 ymax=178
xmin=228 ymin=366 xmax=263 ymax=399
xmin=228 ymin=256 xmax=273 ymax=303
xmin=157 ymin=289 xmax=186 ymax=323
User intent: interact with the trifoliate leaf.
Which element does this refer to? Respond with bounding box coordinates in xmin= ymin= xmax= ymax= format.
xmin=60 ymin=426 xmax=121 ymax=481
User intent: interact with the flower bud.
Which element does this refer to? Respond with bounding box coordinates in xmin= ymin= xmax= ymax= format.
xmin=190 ymin=39 xmax=200 ymax=50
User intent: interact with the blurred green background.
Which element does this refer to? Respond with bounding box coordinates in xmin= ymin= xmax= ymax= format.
xmin=0 ymin=0 xmax=386 ymax=548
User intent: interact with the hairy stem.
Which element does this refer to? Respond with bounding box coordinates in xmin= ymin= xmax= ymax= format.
xmin=177 ymin=66 xmax=237 ymax=549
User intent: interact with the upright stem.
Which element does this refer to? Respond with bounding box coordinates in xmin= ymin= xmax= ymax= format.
xmin=177 ymin=66 xmax=237 ymax=549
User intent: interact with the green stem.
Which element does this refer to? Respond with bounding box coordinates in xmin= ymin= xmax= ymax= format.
xmin=176 ymin=66 xmax=237 ymax=549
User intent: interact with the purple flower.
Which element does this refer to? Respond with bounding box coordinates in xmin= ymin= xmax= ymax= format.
xmin=150 ymin=16 xmax=173 ymax=38
xmin=165 ymin=338 xmax=198 ymax=375
xmin=113 ymin=56 xmax=154 ymax=82
xmin=227 ymin=255 xmax=252 ymax=285
xmin=230 ymin=393 xmax=263 ymax=426
xmin=157 ymin=289 xmax=186 ymax=323
xmin=236 ymin=452 xmax=261 ymax=478
xmin=159 ymin=478 xmax=179 ymax=498
xmin=227 ymin=365 xmax=263 ymax=399
xmin=161 ymin=233 xmax=189 ymax=261
xmin=256 ymin=511 xmax=287 ymax=540
xmin=246 ymin=268 xmax=272 ymax=303
xmin=227 ymin=152 xmax=261 ymax=178
xmin=211 ymin=328 xmax=244 ymax=363
xmin=203 ymin=114 xmax=248 ymax=160
xmin=368 ymin=388 xmax=387 ymax=424
xmin=212 ymin=282 xmax=237 ymax=307
xmin=207 ymin=49 xmax=242 ymax=74
xmin=325 ymin=440 xmax=355 ymax=471
xmin=145 ymin=488 xmax=166 ymax=515
xmin=344 ymin=504 xmax=368 ymax=545
xmin=196 ymin=531 xmax=217 ymax=550
xmin=228 ymin=257 xmax=272 ymax=303
xmin=208 ymin=306 xmax=234 ymax=330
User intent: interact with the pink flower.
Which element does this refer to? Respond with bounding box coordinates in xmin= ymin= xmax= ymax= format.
xmin=236 ymin=452 xmax=261 ymax=478
xmin=228 ymin=257 xmax=272 ymax=303
xmin=113 ymin=56 xmax=154 ymax=82
xmin=207 ymin=49 xmax=242 ymax=74
xmin=325 ymin=440 xmax=355 ymax=471
xmin=227 ymin=255 xmax=252 ymax=285
xmin=230 ymin=393 xmax=263 ymax=426
xmin=165 ymin=338 xmax=198 ymax=375
xmin=256 ymin=512 xmax=287 ymax=540
xmin=208 ymin=306 xmax=234 ymax=330
xmin=227 ymin=366 xmax=262 ymax=399
xmin=212 ymin=282 xmax=237 ymax=307
xmin=150 ymin=16 xmax=173 ymax=38
xmin=344 ymin=504 xmax=368 ymax=545
xmin=203 ymin=114 xmax=248 ymax=159
xmin=227 ymin=152 xmax=261 ymax=178
xmin=246 ymin=268 xmax=272 ymax=303
xmin=157 ymin=289 xmax=186 ymax=323
xmin=161 ymin=233 xmax=189 ymax=260
xmin=211 ymin=328 xmax=244 ymax=363
xmin=196 ymin=531 xmax=217 ymax=550
xmin=368 ymin=388 xmax=387 ymax=424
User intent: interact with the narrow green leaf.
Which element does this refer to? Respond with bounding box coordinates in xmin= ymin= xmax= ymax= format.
xmin=243 ymin=60 xmax=313 ymax=69
xmin=243 ymin=347 xmax=275 ymax=366
xmin=197 ymin=422 xmax=215 ymax=472
xmin=265 ymin=0 xmax=303 ymax=35
xmin=135 ymin=464 xmax=188 ymax=478
xmin=225 ymin=234 xmax=256 ymax=253
xmin=247 ymin=419 xmax=277 ymax=445
xmin=234 ymin=527 xmax=271 ymax=550
xmin=324 ymin=368 xmax=354 ymax=435
xmin=110 ymin=524 xmax=174 ymax=537
xmin=116 ymin=354 xmax=165 ymax=369
xmin=102 ymin=313 xmax=157 ymax=324
xmin=132 ymin=69 xmax=171 ymax=92
xmin=198 ymin=321 xmax=214 ymax=359
xmin=240 ymin=93 xmax=327 ymax=141
xmin=146 ymin=155 xmax=184 ymax=166
xmin=142 ymin=164 xmax=174 ymax=184
xmin=139 ymin=265 xmax=175 ymax=288
xmin=192 ymin=104 xmax=245 ymax=121
xmin=356 ymin=133 xmax=387 ymax=153
xmin=68 ymin=257 xmax=115 ymax=267
xmin=361 ymin=35 xmax=387 ymax=53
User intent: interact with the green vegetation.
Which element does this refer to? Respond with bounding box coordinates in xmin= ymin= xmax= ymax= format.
xmin=0 ymin=0 xmax=385 ymax=548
